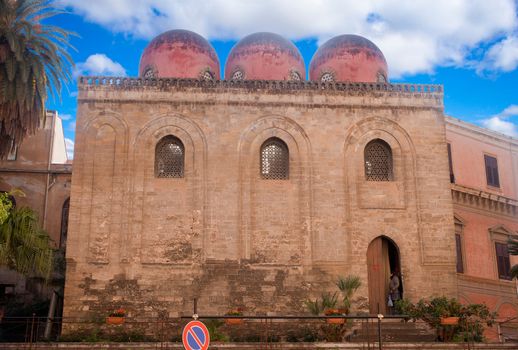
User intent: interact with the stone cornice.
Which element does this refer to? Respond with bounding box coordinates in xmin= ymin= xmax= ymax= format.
xmin=451 ymin=183 xmax=518 ymax=218
xmin=77 ymin=76 xmax=444 ymax=110
xmin=445 ymin=116 xmax=518 ymax=149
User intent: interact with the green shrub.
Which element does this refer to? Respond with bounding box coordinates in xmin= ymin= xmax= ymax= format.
xmin=395 ymin=296 xmax=496 ymax=342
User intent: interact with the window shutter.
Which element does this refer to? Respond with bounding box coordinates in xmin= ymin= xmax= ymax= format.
xmin=447 ymin=144 xmax=455 ymax=183
xmin=455 ymin=234 xmax=463 ymax=273
xmin=484 ymin=155 xmax=500 ymax=187
xmin=495 ymin=242 xmax=511 ymax=280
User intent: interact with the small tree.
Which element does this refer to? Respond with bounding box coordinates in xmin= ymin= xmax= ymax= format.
xmin=0 ymin=205 xmax=53 ymax=280
xmin=395 ymin=297 xmax=496 ymax=342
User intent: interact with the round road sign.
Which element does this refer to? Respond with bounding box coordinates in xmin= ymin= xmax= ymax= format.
xmin=182 ymin=320 xmax=210 ymax=350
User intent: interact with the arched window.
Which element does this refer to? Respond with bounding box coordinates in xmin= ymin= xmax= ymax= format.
xmin=155 ymin=135 xmax=185 ymax=178
xmin=364 ymin=139 xmax=393 ymax=181
xmin=260 ymin=138 xmax=289 ymax=180
xmin=60 ymin=198 xmax=70 ymax=249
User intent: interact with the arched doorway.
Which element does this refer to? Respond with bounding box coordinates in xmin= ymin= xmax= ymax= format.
xmin=367 ymin=236 xmax=402 ymax=314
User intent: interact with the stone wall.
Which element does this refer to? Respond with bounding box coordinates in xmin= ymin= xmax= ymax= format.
xmin=63 ymin=79 xmax=457 ymax=320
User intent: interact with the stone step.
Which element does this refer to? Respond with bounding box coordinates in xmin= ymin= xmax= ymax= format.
xmin=350 ymin=320 xmax=437 ymax=342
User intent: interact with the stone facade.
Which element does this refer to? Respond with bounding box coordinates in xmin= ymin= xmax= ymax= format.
xmin=0 ymin=111 xmax=71 ymax=299
xmin=62 ymin=79 xmax=457 ymax=319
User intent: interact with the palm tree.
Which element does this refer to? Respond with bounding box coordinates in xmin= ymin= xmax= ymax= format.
xmin=0 ymin=205 xmax=54 ymax=280
xmin=335 ymin=275 xmax=361 ymax=311
xmin=0 ymin=0 xmax=74 ymax=158
xmin=509 ymin=235 xmax=518 ymax=279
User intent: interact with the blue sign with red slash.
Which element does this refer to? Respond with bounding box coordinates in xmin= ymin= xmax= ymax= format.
xmin=182 ymin=320 xmax=210 ymax=350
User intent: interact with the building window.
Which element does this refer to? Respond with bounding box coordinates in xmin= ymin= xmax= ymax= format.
xmin=454 ymin=216 xmax=464 ymax=273
xmin=484 ymin=154 xmax=500 ymax=188
xmin=143 ymin=66 xmax=157 ymax=79
xmin=60 ymin=198 xmax=70 ymax=249
xmin=377 ymin=71 xmax=387 ymax=83
xmin=447 ymin=143 xmax=455 ymax=183
xmin=155 ymin=135 xmax=184 ymax=178
xmin=232 ymin=69 xmax=244 ymax=80
xmin=260 ymin=138 xmax=289 ymax=180
xmin=495 ymin=242 xmax=511 ymax=280
xmin=364 ymin=139 xmax=393 ymax=181
xmin=289 ymin=70 xmax=302 ymax=81
xmin=320 ymin=72 xmax=334 ymax=83
xmin=455 ymin=234 xmax=464 ymax=273
xmin=199 ymin=69 xmax=214 ymax=81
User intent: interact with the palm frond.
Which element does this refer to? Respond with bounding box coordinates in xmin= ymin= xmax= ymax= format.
xmin=0 ymin=0 xmax=74 ymax=158
xmin=0 ymin=206 xmax=53 ymax=280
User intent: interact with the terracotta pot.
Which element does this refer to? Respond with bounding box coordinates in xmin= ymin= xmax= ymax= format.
xmin=326 ymin=317 xmax=345 ymax=324
xmin=440 ymin=316 xmax=459 ymax=325
xmin=106 ymin=316 xmax=125 ymax=325
xmin=225 ymin=318 xmax=243 ymax=325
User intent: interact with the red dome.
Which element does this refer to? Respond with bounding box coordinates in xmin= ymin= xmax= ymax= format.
xmin=139 ymin=29 xmax=220 ymax=80
xmin=225 ymin=32 xmax=305 ymax=81
xmin=309 ymin=35 xmax=388 ymax=83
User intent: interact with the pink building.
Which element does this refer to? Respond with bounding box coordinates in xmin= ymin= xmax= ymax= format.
xmin=446 ymin=116 xmax=518 ymax=340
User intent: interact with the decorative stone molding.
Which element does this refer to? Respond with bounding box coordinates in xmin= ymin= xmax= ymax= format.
xmin=451 ymin=183 xmax=518 ymax=217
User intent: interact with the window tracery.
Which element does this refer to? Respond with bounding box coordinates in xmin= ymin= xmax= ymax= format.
xmin=320 ymin=72 xmax=335 ymax=83
xmin=232 ymin=70 xmax=244 ymax=80
xmin=260 ymin=138 xmax=289 ymax=180
xmin=364 ymin=139 xmax=393 ymax=181
xmin=155 ymin=135 xmax=185 ymax=178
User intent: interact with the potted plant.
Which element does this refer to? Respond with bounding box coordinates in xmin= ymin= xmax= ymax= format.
xmin=106 ymin=308 xmax=125 ymax=325
xmin=324 ymin=308 xmax=345 ymax=324
xmin=225 ymin=308 xmax=243 ymax=325
xmin=440 ymin=316 xmax=460 ymax=325
xmin=320 ymin=291 xmax=345 ymax=324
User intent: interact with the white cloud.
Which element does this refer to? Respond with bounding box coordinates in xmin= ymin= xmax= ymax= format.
xmin=498 ymin=104 xmax=518 ymax=117
xmin=65 ymin=138 xmax=75 ymax=160
xmin=480 ymin=35 xmax=518 ymax=73
xmin=57 ymin=0 xmax=518 ymax=78
xmin=60 ymin=113 xmax=73 ymax=121
xmin=73 ymin=54 xmax=127 ymax=78
xmin=480 ymin=104 xmax=518 ymax=137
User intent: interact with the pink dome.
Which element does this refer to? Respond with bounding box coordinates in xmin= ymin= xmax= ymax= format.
xmin=139 ymin=29 xmax=220 ymax=80
xmin=309 ymin=35 xmax=388 ymax=83
xmin=225 ymin=32 xmax=305 ymax=81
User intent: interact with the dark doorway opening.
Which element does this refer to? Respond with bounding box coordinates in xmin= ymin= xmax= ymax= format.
xmin=367 ymin=236 xmax=402 ymax=314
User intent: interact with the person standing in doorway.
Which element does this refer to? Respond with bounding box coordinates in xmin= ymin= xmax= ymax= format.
xmin=388 ymin=268 xmax=401 ymax=314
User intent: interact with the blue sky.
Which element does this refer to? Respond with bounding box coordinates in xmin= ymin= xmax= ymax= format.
xmin=46 ymin=1 xmax=518 ymax=158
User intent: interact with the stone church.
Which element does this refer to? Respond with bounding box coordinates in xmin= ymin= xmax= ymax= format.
xmin=62 ymin=30 xmax=460 ymax=319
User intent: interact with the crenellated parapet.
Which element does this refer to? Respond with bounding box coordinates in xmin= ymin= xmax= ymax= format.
xmin=78 ymin=76 xmax=442 ymax=95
